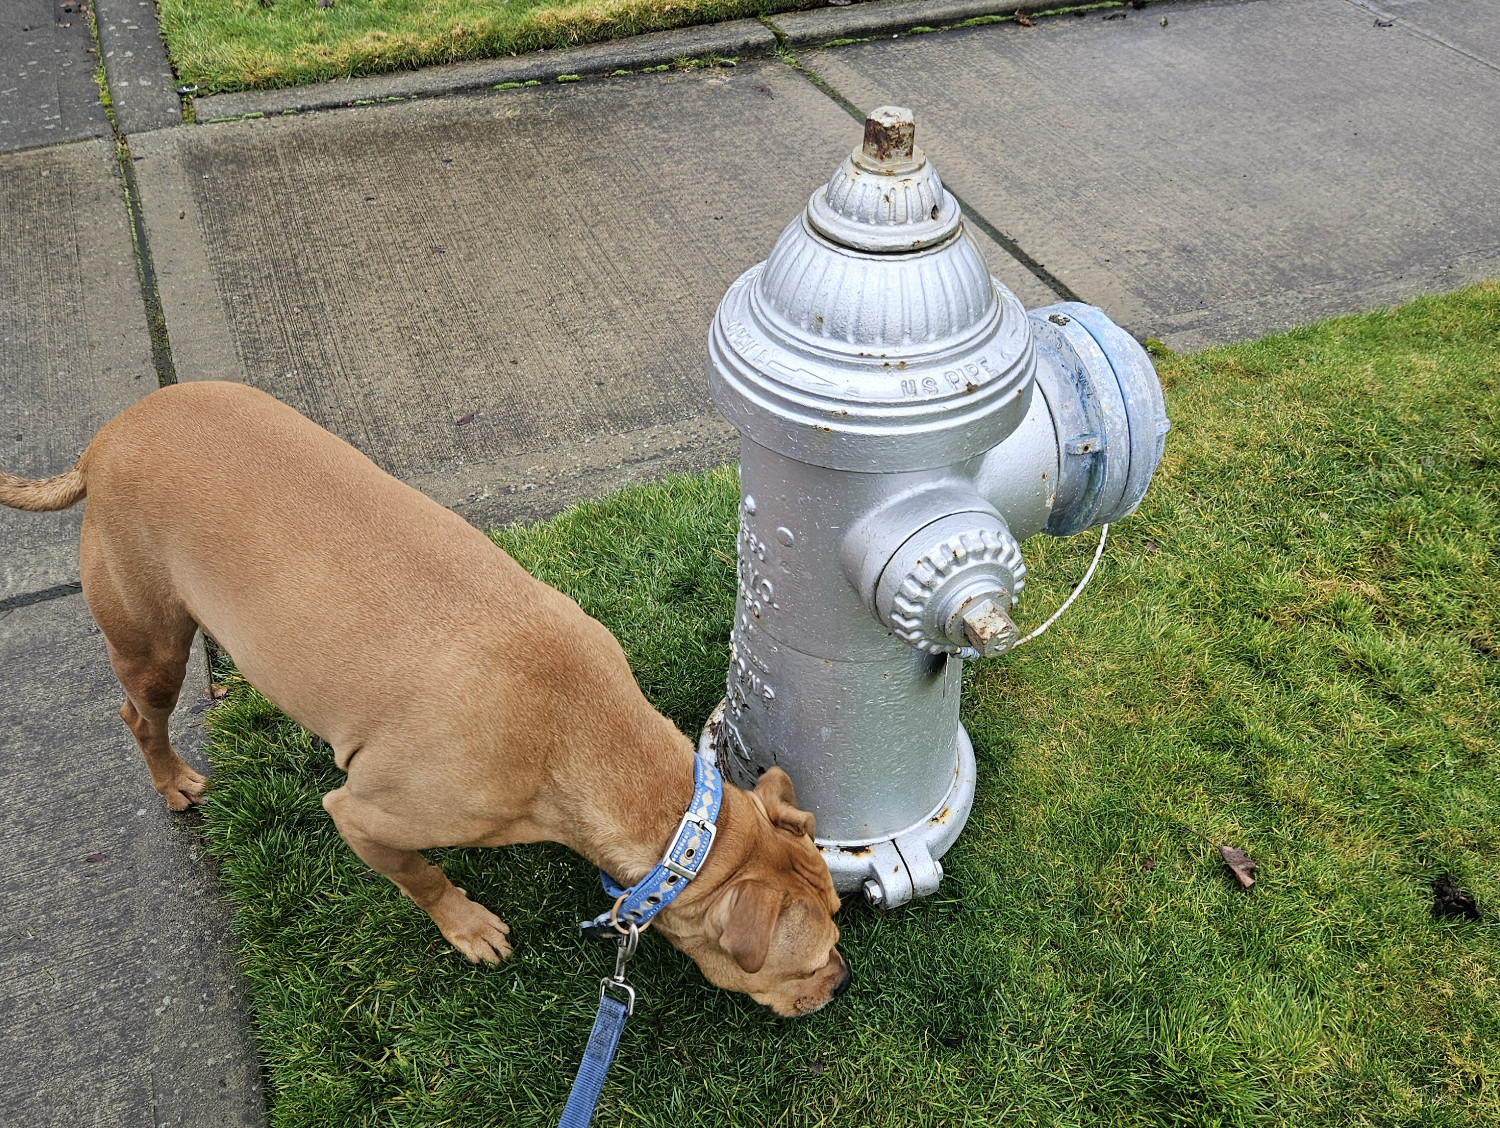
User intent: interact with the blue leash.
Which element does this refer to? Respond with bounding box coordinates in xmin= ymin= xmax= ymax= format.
xmin=557 ymin=925 xmax=637 ymax=1128
xmin=558 ymin=755 xmax=722 ymax=1128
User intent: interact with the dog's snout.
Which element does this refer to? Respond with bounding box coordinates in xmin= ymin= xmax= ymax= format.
xmin=831 ymin=954 xmax=852 ymax=999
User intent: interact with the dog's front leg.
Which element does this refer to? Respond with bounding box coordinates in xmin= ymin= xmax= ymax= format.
xmin=322 ymin=786 xmax=512 ymax=963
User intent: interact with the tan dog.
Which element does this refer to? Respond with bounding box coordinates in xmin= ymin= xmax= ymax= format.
xmin=2 ymin=382 xmax=848 ymax=1017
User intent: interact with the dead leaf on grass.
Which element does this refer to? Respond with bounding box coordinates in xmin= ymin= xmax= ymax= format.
xmin=209 ymin=683 xmax=229 ymax=699
xmin=1219 ymin=845 xmax=1257 ymax=890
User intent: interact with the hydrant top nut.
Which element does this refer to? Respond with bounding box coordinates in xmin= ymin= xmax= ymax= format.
xmin=810 ymin=105 xmax=958 ymax=253
xmin=861 ymin=105 xmax=917 ymax=166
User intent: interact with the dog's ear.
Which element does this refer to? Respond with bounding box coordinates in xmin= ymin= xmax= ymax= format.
xmin=717 ymin=881 xmax=784 ymax=974
xmin=753 ymin=767 xmax=816 ymax=838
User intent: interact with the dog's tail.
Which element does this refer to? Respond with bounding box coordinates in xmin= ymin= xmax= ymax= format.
xmin=0 ymin=465 xmax=86 ymax=511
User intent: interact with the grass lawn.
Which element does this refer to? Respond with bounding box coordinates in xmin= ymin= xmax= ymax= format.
xmin=158 ymin=0 xmax=1113 ymax=93
xmin=161 ymin=0 xmax=801 ymax=92
xmin=203 ymin=283 xmax=1499 ymax=1126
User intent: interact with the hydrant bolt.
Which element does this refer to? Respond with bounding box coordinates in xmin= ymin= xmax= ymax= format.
xmin=960 ymin=598 xmax=1019 ymax=658
xmin=700 ymin=107 xmax=1169 ymax=907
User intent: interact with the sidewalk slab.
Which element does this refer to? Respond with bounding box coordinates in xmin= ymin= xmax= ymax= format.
xmin=803 ymin=0 xmax=1500 ymax=349
xmin=0 ymin=138 xmax=158 ymax=601
xmin=1 ymin=0 xmax=107 ymax=151
xmin=191 ymin=18 xmax=777 ymax=122
xmin=0 ymin=600 xmax=263 ymax=1127
xmin=133 ymin=62 xmax=1053 ymax=531
xmin=96 ymin=0 xmax=183 ymax=135
xmin=1361 ymin=0 xmax=1500 ymax=69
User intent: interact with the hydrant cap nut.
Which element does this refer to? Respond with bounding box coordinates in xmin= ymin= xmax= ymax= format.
xmin=961 ymin=599 xmax=1020 ymax=657
xmin=875 ymin=513 xmax=1026 ymax=654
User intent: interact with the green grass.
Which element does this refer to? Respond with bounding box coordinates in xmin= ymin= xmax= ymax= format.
xmin=203 ymin=283 xmax=1500 ymax=1126
xmin=159 ymin=0 xmax=1121 ymax=94
xmin=161 ymin=0 xmax=807 ymax=92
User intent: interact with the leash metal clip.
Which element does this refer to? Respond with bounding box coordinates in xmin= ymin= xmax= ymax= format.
xmin=598 ymin=922 xmax=638 ymax=1016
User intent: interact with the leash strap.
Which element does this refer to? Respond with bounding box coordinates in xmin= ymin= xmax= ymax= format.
xmin=559 ymin=754 xmax=722 ymax=1127
xmin=557 ymin=991 xmax=630 ymax=1128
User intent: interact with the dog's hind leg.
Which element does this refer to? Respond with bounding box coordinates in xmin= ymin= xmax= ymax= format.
xmin=322 ymin=786 xmax=513 ymax=964
xmin=82 ymin=525 xmax=206 ymax=810
xmin=106 ymin=625 xmax=205 ymax=810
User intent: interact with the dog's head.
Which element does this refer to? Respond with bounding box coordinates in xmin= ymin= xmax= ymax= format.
xmin=660 ymin=767 xmax=849 ymax=1017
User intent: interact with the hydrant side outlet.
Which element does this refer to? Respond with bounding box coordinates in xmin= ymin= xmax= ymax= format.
xmin=702 ymin=108 xmax=1169 ymax=907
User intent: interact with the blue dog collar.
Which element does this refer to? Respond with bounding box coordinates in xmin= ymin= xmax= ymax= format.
xmin=581 ymin=754 xmax=722 ymax=938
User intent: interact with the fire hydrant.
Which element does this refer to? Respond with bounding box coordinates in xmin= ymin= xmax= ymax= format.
xmin=699 ymin=107 xmax=1169 ymax=908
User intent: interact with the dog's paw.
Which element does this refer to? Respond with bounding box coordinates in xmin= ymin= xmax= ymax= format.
xmin=158 ymin=768 xmax=209 ymax=811
xmin=434 ymin=890 xmax=513 ymax=964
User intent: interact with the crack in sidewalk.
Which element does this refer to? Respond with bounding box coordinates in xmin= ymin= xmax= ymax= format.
xmin=773 ymin=48 xmax=1085 ymax=305
xmin=1342 ymin=0 xmax=1500 ymax=74
xmin=85 ymin=0 xmax=178 ymax=386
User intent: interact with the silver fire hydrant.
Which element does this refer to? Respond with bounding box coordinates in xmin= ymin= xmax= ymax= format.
xmin=698 ymin=108 xmax=1169 ymax=908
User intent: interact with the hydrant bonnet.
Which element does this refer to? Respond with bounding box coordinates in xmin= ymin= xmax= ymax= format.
xmin=708 ymin=107 xmax=1035 ymax=474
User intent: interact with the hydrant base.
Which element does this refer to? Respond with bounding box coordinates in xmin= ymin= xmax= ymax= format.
xmin=697 ymin=702 xmax=977 ymax=907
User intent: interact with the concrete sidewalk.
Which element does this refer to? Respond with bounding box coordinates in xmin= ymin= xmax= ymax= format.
xmin=2 ymin=0 xmax=1498 ymax=1123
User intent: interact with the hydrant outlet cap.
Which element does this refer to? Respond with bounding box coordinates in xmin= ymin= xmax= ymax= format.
xmin=807 ymin=107 xmax=962 ymax=253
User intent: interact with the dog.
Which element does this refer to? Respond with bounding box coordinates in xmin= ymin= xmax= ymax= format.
xmin=2 ymin=381 xmax=849 ymax=1017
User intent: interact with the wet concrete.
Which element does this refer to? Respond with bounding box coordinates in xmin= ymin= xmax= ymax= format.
xmin=803 ymin=0 xmax=1500 ymax=349
xmin=95 ymin=0 xmax=182 ymax=135
xmin=0 ymin=138 xmax=157 ymax=601
xmin=0 ymin=0 xmax=107 ymax=152
xmin=131 ymin=60 xmax=1053 ymax=531
xmin=0 ymin=605 xmax=264 ymax=1127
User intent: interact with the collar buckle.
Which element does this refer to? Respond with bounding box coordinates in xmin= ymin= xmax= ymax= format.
xmin=660 ymin=812 xmax=717 ymax=882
